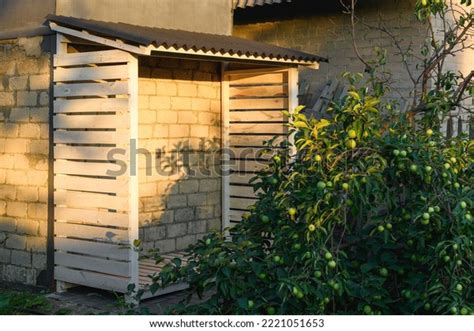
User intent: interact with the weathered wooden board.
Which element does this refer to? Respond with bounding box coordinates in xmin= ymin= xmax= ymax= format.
xmin=54 ymin=175 xmax=128 ymax=194
xmin=230 ymin=197 xmax=257 ymax=210
xmin=229 ymin=84 xmax=287 ymax=98
xmin=54 ymin=190 xmax=128 ymax=211
xmin=54 ymin=65 xmax=129 ymax=82
xmin=54 ymin=160 xmax=123 ymax=177
xmin=229 ymin=122 xmax=287 ymax=135
xmin=55 ymin=207 xmax=129 ymax=227
xmin=54 ymin=98 xmax=128 ymax=114
xmin=229 ymin=209 xmax=248 ymax=222
xmin=53 ymin=50 xmax=130 ymax=67
xmin=55 ymin=222 xmax=129 ymax=243
xmin=228 ymin=160 xmax=269 ymax=172
xmin=55 ymin=252 xmax=130 ymax=277
xmin=54 ymin=266 xmax=129 ymax=293
xmin=229 ymin=146 xmax=277 ymax=160
xmin=229 ymin=185 xmax=257 ymax=197
xmin=230 ymin=110 xmax=286 ymax=122
xmin=229 ymin=72 xmax=287 ymax=85
xmin=229 ymin=173 xmax=258 ymax=185
xmin=55 ymin=237 xmax=129 ymax=261
xmin=53 ymin=130 xmax=121 ymax=144
xmin=53 ymin=114 xmax=128 ymax=129
xmin=54 ymin=81 xmax=129 ymax=97
xmin=54 ymin=145 xmax=124 ymax=161
xmin=229 ymin=134 xmax=285 ymax=147
xmin=229 ymin=97 xmax=288 ymax=110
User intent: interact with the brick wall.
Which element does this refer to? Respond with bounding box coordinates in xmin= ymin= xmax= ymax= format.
xmin=233 ymin=0 xmax=428 ymax=107
xmin=432 ymin=0 xmax=473 ymax=132
xmin=0 ymin=36 xmax=51 ymax=285
xmin=137 ymin=57 xmax=222 ymax=254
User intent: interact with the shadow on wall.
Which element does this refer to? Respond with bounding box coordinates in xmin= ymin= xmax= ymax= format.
xmin=0 ymin=35 xmax=52 ymax=286
xmin=134 ymin=135 xmax=224 ymax=255
xmin=133 ymin=132 xmax=272 ymax=255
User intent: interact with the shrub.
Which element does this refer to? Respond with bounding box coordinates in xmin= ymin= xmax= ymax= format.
xmin=146 ymin=73 xmax=473 ymax=315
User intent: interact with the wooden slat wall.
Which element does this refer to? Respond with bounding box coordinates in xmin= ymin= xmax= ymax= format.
xmin=53 ymin=49 xmax=136 ymax=293
xmin=223 ymin=69 xmax=292 ymax=225
xmin=443 ymin=113 xmax=473 ymax=139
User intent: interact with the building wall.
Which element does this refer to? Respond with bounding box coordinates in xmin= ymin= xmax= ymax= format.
xmin=233 ymin=0 xmax=428 ymax=107
xmin=56 ymin=0 xmax=233 ymax=35
xmin=432 ymin=0 xmax=473 ymax=120
xmin=0 ymin=0 xmax=233 ymax=37
xmin=0 ymin=36 xmax=51 ymax=285
xmin=0 ymin=0 xmax=55 ymax=35
xmin=137 ymin=57 xmax=222 ymax=254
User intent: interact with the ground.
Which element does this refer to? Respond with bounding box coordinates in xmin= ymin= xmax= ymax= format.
xmin=0 ymin=282 xmax=193 ymax=314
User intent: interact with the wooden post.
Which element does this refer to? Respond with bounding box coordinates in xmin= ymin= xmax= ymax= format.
xmin=221 ymin=63 xmax=230 ymax=233
xmin=470 ymin=115 xmax=474 ymax=139
xmin=127 ymin=54 xmax=139 ymax=302
xmin=287 ymin=67 xmax=299 ymax=159
xmin=447 ymin=116 xmax=454 ymax=139
xmin=54 ymin=33 xmax=72 ymax=293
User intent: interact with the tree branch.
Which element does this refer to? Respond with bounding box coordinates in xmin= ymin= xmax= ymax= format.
xmin=453 ymin=70 xmax=474 ymax=107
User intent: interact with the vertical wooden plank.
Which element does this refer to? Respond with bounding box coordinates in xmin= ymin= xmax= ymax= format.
xmin=287 ymin=67 xmax=299 ymax=159
xmin=221 ymin=63 xmax=231 ymax=232
xmin=54 ymin=32 xmax=70 ymax=293
xmin=457 ymin=116 xmax=463 ymax=138
xmin=55 ymin=33 xmax=68 ymax=54
xmin=446 ymin=116 xmax=453 ymax=139
xmin=469 ymin=115 xmax=474 ymax=140
xmin=127 ymin=54 xmax=139 ymax=294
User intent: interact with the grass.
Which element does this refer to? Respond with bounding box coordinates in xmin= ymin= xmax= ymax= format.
xmin=0 ymin=286 xmax=72 ymax=315
xmin=0 ymin=289 xmax=52 ymax=314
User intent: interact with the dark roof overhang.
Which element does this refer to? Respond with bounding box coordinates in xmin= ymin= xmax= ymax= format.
xmin=46 ymin=15 xmax=326 ymax=67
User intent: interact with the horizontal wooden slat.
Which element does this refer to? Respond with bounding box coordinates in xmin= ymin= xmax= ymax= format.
xmin=55 ymin=252 xmax=130 ymax=277
xmin=55 ymin=222 xmax=129 ymax=243
xmin=230 ymin=197 xmax=257 ymax=210
xmin=54 ymin=190 xmax=128 ymax=211
xmin=230 ymin=123 xmax=287 ymax=135
xmin=54 ymin=50 xmax=130 ymax=67
xmin=230 ymin=135 xmax=285 ymax=147
xmin=230 ymin=185 xmax=257 ymax=197
xmin=230 ymin=110 xmax=286 ymax=122
xmin=140 ymin=283 xmax=189 ymax=297
xmin=229 ymin=147 xmax=277 ymax=160
xmin=54 ymin=145 xmax=122 ymax=161
xmin=54 ymin=160 xmax=123 ymax=177
xmin=54 ymin=266 xmax=129 ymax=293
xmin=54 ymin=65 xmax=129 ymax=82
xmin=228 ymin=160 xmax=268 ymax=172
xmin=54 ymin=98 xmax=128 ymax=113
xmin=53 ymin=114 xmax=128 ymax=129
xmin=229 ymin=72 xmax=287 ymax=85
xmin=230 ymin=97 xmax=288 ymax=110
xmin=55 ymin=237 xmax=129 ymax=261
xmin=230 ymin=173 xmax=258 ymax=185
xmin=54 ymin=130 xmax=121 ymax=144
xmin=54 ymin=175 xmax=127 ymax=194
xmin=54 ymin=81 xmax=129 ymax=97
xmin=230 ymin=85 xmax=287 ymax=98
xmin=230 ymin=209 xmax=248 ymax=222
xmin=55 ymin=207 xmax=129 ymax=227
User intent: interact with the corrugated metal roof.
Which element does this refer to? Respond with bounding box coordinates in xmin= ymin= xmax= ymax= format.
xmin=46 ymin=15 xmax=325 ymax=63
xmin=233 ymin=0 xmax=292 ymax=9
